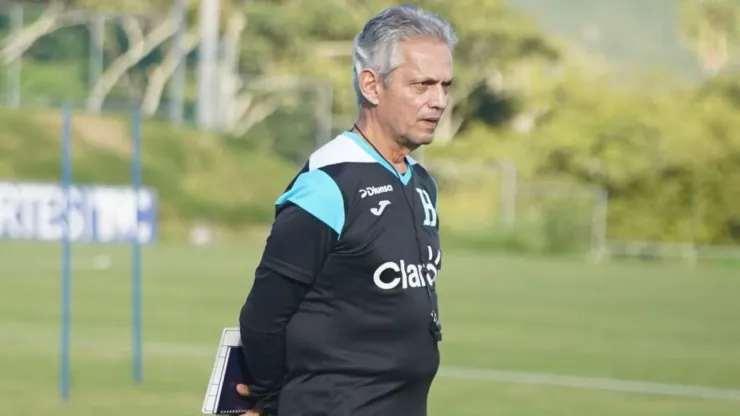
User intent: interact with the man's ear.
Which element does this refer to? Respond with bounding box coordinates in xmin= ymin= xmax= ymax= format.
xmin=358 ymin=69 xmax=381 ymax=106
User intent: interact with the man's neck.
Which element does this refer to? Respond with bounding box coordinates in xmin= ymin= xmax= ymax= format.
xmin=353 ymin=115 xmax=411 ymax=173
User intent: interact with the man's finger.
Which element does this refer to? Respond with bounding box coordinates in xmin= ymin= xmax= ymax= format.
xmin=236 ymin=383 xmax=251 ymax=396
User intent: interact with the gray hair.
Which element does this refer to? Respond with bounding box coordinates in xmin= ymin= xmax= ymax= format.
xmin=352 ymin=4 xmax=457 ymax=105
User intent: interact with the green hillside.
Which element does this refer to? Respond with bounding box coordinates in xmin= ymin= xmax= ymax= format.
xmin=0 ymin=107 xmax=300 ymax=240
xmin=509 ymin=0 xmax=705 ymax=81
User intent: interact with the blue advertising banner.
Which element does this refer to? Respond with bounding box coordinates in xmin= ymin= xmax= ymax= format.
xmin=0 ymin=181 xmax=157 ymax=244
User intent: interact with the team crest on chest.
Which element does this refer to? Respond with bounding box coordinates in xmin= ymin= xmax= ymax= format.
xmin=415 ymin=188 xmax=437 ymax=227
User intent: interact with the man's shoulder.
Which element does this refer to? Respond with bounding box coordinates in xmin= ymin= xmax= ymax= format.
xmin=288 ymin=133 xmax=387 ymax=192
xmin=276 ymin=133 xmax=377 ymax=203
xmin=306 ymin=133 xmax=377 ymax=173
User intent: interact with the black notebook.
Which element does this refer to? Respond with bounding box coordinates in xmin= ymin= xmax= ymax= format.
xmin=202 ymin=327 xmax=257 ymax=414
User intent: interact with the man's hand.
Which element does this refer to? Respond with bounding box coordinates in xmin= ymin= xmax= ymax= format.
xmin=236 ymin=384 xmax=261 ymax=416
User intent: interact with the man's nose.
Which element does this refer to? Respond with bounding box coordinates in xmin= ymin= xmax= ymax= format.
xmin=428 ymin=85 xmax=448 ymax=111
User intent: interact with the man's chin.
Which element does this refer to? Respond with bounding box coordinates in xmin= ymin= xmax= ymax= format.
xmin=413 ymin=133 xmax=435 ymax=146
xmin=410 ymin=131 xmax=434 ymax=146
xmin=401 ymin=131 xmax=435 ymax=149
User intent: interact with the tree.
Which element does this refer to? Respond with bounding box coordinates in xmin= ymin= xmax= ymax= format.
xmin=414 ymin=0 xmax=561 ymax=140
xmin=0 ymin=1 xmax=89 ymax=66
xmin=678 ymin=0 xmax=740 ymax=74
xmin=0 ymin=0 xmax=180 ymax=107
xmin=84 ymin=11 xmax=181 ymax=112
xmin=251 ymin=0 xmax=561 ymax=141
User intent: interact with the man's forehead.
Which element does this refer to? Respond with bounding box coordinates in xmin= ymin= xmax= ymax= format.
xmin=396 ymin=39 xmax=453 ymax=80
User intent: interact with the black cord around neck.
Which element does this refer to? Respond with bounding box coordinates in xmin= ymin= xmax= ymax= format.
xmin=352 ymin=123 xmax=410 ymax=176
xmin=349 ymin=124 xmax=442 ymax=342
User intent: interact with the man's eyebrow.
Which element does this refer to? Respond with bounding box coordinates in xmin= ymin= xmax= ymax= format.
xmin=412 ymin=77 xmax=455 ymax=85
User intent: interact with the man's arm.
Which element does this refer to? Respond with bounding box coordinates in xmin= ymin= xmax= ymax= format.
xmin=238 ymin=263 xmax=310 ymax=413
xmin=238 ymin=168 xmax=344 ymax=413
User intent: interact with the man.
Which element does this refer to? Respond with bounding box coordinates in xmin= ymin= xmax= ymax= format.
xmin=237 ymin=4 xmax=456 ymax=415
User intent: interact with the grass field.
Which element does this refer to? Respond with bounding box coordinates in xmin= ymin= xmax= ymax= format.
xmin=1 ymin=241 xmax=739 ymax=416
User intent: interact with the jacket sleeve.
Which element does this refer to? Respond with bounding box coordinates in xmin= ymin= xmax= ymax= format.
xmin=238 ymin=168 xmax=344 ymax=412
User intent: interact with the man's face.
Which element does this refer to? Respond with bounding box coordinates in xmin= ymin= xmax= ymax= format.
xmin=377 ymin=38 xmax=453 ymax=147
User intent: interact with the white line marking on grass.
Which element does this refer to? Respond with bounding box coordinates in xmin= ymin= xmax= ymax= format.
xmin=438 ymin=367 xmax=740 ymax=402
xmin=3 ymin=329 xmax=740 ymax=402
